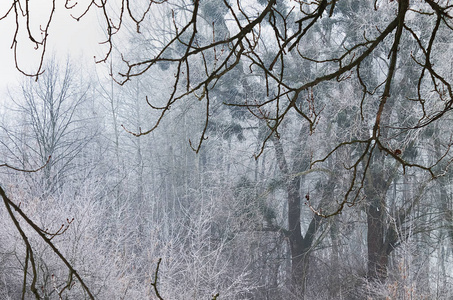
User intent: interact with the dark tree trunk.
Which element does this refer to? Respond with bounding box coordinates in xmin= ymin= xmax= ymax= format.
xmin=365 ymin=153 xmax=399 ymax=282
xmin=366 ymin=195 xmax=388 ymax=281
xmin=287 ymin=177 xmax=304 ymax=285
xmin=273 ymin=136 xmax=321 ymax=298
xmin=287 ymin=176 xmax=321 ymax=297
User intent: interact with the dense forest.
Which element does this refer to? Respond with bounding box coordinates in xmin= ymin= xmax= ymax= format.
xmin=1 ymin=0 xmax=453 ymax=299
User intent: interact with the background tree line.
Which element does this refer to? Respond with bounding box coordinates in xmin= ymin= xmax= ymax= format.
xmin=1 ymin=0 xmax=453 ymax=299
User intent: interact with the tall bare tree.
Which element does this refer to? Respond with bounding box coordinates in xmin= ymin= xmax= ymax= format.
xmin=3 ymin=0 xmax=453 ymax=298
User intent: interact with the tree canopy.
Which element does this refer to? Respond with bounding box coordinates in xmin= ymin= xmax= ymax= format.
xmin=2 ymin=0 xmax=453 ymax=299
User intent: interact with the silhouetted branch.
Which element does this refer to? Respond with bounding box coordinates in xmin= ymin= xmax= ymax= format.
xmin=0 ymin=186 xmax=95 ymax=299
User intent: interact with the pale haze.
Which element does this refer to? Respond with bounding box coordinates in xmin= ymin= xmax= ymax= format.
xmin=0 ymin=2 xmax=105 ymax=91
xmin=1 ymin=2 xmax=453 ymax=300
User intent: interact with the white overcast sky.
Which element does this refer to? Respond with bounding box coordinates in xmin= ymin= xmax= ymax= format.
xmin=0 ymin=1 xmax=106 ymax=93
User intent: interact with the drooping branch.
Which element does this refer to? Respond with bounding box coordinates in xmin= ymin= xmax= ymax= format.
xmin=0 ymin=186 xmax=95 ymax=300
